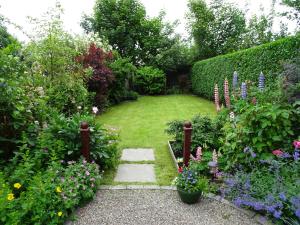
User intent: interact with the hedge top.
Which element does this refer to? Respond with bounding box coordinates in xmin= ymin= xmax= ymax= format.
xmin=191 ymin=35 xmax=300 ymax=100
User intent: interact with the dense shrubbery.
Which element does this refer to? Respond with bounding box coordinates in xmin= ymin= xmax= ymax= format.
xmin=166 ymin=115 xmax=222 ymax=157
xmin=191 ymin=35 xmax=300 ymax=100
xmin=0 ymin=159 xmax=100 ymax=224
xmin=134 ymin=66 xmax=166 ymax=95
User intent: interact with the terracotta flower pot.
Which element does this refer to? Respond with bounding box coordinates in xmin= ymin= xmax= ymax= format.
xmin=177 ymin=188 xmax=203 ymax=204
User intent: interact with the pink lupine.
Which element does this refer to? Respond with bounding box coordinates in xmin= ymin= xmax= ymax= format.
xmin=224 ymin=78 xmax=231 ymax=108
xmin=214 ymin=84 xmax=221 ymax=112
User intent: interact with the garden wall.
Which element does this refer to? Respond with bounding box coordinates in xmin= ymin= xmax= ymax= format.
xmin=191 ymin=35 xmax=300 ymax=100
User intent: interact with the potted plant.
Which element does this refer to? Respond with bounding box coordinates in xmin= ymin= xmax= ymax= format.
xmin=174 ymin=166 xmax=209 ymax=204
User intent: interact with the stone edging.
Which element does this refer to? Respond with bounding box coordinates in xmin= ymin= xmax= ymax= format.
xmin=98 ymin=185 xmax=273 ymax=225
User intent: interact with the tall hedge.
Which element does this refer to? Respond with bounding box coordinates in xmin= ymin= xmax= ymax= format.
xmin=191 ymin=35 xmax=300 ymax=100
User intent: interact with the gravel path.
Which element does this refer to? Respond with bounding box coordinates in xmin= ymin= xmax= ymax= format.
xmin=67 ymin=189 xmax=260 ymax=225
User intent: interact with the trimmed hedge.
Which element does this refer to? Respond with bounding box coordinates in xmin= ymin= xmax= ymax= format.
xmin=191 ymin=35 xmax=300 ymax=100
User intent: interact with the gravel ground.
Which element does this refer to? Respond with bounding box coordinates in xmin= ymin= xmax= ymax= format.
xmin=66 ymin=189 xmax=259 ymax=225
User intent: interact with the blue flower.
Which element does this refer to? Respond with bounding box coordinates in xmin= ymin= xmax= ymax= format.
xmin=295 ymin=208 xmax=300 ymax=219
xmin=273 ymin=210 xmax=282 ymax=219
xmin=258 ymin=72 xmax=265 ymax=90
xmin=233 ymin=198 xmax=243 ymax=207
xmin=293 ymin=151 xmax=300 ymax=161
xmin=291 ymin=197 xmax=300 ymax=208
xmin=279 ymin=192 xmax=286 ymax=201
xmin=266 ymin=205 xmax=276 ymax=213
xmin=241 ymin=82 xmax=247 ymax=99
xmin=232 ymin=71 xmax=238 ymax=89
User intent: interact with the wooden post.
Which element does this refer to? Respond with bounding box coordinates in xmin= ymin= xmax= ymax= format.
xmin=80 ymin=122 xmax=90 ymax=162
xmin=183 ymin=121 xmax=192 ymax=167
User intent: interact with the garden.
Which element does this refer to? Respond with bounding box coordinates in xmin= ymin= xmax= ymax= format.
xmin=0 ymin=0 xmax=300 ymax=224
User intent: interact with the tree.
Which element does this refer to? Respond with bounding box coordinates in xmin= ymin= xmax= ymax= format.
xmin=187 ymin=0 xmax=246 ymax=59
xmin=82 ymin=0 xmax=177 ymax=66
xmin=282 ymin=0 xmax=300 ymax=26
xmin=0 ymin=16 xmax=15 ymax=49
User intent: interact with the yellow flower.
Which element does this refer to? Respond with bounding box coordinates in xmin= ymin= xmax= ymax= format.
xmin=57 ymin=211 xmax=63 ymax=217
xmin=7 ymin=193 xmax=14 ymax=201
xmin=14 ymin=183 xmax=22 ymax=189
xmin=56 ymin=187 xmax=62 ymax=193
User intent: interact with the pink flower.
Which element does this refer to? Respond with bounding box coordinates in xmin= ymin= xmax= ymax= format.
xmin=293 ymin=141 xmax=300 ymax=149
xmin=272 ymin=149 xmax=283 ymax=156
xmin=85 ymin=171 xmax=90 ymax=176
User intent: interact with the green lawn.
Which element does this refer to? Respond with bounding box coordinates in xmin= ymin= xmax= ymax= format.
xmin=97 ymin=94 xmax=216 ymax=185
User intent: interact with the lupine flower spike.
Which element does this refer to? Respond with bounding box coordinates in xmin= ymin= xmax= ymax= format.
xmin=214 ymin=84 xmax=220 ymax=112
xmin=213 ymin=149 xmax=218 ymax=163
xmin=258 ymin=72 xmax=265 ymax=91
xmin=232 ymin=71 xmax=238 ymax=90
xmin=241 ymin=82 xmax=247 ymax=99
xmin=191 ymin=147 xmax=203 ymax=161
xmin=224 ymin=78 xmax=231 ymax=108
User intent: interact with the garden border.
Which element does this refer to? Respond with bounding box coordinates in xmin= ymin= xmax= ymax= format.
xmin=167 ymin=140 xmax=179 ymax=170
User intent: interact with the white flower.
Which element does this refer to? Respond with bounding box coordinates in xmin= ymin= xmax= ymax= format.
xmin=77 ymin=106 xmax=82 ymax=110
xmin=92 ymin=106 xmax=99 ymax=114
xmin=229 ymin=111 xmax=235 ymax=121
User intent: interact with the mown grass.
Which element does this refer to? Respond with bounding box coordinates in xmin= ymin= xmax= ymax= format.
xmin=97 ymin=94 xmax=216 ymax=185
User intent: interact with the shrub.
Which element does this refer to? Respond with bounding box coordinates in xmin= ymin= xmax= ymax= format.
xmin=108 ymin=57 xmax=138 ymax=104
xmin=191 ymin=35 xmax=300 ymax=100
xmin=0 ymin=159 xmax=100 ymax=225
xmin=37 ymin=113 xmax=118 ymax=169
xmin=165 ymin=115 xmax=222 ymax=157
xmin=134 ymin=66 xmax=166 ymax=95
xmin=77 ymin=43 xmax=114 ymax=111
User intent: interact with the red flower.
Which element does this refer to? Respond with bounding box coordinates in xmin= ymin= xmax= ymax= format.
xmin=178 ymin=167 xmax=183 ymax=173
xmin=272 ymin=149 xmax=283 ymax=156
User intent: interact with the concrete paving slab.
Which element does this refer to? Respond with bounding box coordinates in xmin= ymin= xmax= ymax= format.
xmin=114 ymin=164 xmax=156 ymax=182
xmin=121 ymin=148 xmax=155 ymax=161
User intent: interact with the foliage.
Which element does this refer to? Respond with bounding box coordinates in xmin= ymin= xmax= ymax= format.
xmin=223 ymin=157 xmax=300 ymax=223
xmin=192 ymin=35 xmax=300 ymax=100
xmin=174 ymin=166 xmax=209 ymax=193
xmin=187 ymin=0 xmax=246 ymax=59
xmin=0 ymin=17 xmax=15 ymax=49
xmin=0 ymin=160 xmax=101 ymax=225
xmin=77 ymin=43 xmax=114 ymax=110
xmin=134 ymin=66 xmax=166 ymax=95
xmin=34 ymin=113 xmax=119 ymax=169
xmin=166 ymin=115 xmax=222 ymax=157
xmin=83 ymin=0 xmax=178 ymax=66
xmin=108 ymin=57 xmax=138 ymax=104
xmin=282 ymin=0 xmax=300 ymax=26
xmin=221 ymin=102 xmax=298 ymax=170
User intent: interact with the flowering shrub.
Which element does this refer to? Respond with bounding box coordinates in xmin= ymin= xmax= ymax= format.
xmin=0 ymin=159 xmax=100 ymax=224
xmin=174 ymin=166 xmax=209 ymax=193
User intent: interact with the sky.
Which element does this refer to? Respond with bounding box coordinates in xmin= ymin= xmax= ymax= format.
xmin=0 ymin=0 xmax=297 ymax=42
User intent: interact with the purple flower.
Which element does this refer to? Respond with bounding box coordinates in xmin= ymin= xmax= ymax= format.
xmin=281 ymin=152 xmax=292 ymax=158
xmin=225 ymin=178 xmax=236 ymax=187
xmin=295 ymin=208 xmax=300 ymax=219
xmin=241 ymin=82 xmax=247 ymax=99
xmin=258 ymin=72 xmax=265 ymax=90
xmin=291 ymin=197 xmax=300 ymax=208
xmin=233 ymin=198 xmax=243 ymax=207
xmin=253 ymin=202 xmax=264 ymax=211
xmin=273 ymin=210 xmax=282 ymax=219
xmin=293 ymin=151 xmax=300 ymax=161
xmin=233 ymin=71 xmax=238 ymax=89
xmin=279 ymin=192 xmax=286 ymax=201
xmin=250 ymin=151 xmax=256 ymax=158
xmin=266 ymin=205 xmax=276 ymax=213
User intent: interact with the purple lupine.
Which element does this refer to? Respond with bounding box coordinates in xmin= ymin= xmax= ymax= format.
xmin=258 ymin=72 xmax=265 ymax=90
xmin=233 ymin=71 xmax=238 ymax=89
xmin=241 ymin=82 xmax=247 ymax=99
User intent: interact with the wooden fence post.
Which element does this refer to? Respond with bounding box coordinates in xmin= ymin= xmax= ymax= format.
xmin=183 ymin=121 xmax=192 ymax=167
xmin=80 ymin=122 xmax=90 ymax=162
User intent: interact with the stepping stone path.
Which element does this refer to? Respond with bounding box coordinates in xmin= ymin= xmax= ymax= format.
xmin=114 ymin=148 xmax=156 ymax=183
